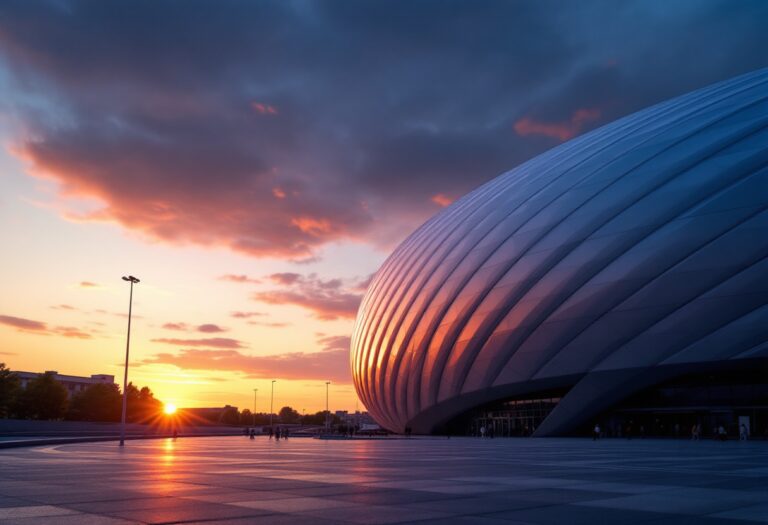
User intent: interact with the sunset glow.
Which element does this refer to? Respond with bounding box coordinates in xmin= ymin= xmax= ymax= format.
xmin=163 ymin=403 xmax=177 ymax=415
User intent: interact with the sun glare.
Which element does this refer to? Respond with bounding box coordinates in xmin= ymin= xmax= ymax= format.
xmin=163 ymin=403 xmax=177 ymax=415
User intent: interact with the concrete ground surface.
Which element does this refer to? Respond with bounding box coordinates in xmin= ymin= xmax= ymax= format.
xmin=0 ymin=436 xmax=766 ymax=524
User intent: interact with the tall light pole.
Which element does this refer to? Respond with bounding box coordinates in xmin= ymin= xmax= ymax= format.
xmin=253 ymin=388 xmax=258 ymax=426
xmin=325 ymin=381 xmax=331 ymax=431
xmin=119 ymin=275 xmax=140 ymax=447
xmin=269 ymin=380 xmax=276 ymax=427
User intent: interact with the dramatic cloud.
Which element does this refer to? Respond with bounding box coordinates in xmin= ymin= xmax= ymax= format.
xmin=253 ymin=273 xmax=362 ymax=320
xmin=2 ymin=1 xmax=765 ymax=259
xmin=151 ymin=337 xmax=245 ymax=349
xmin=141 ymin=334 xmax=351 ymax=382
xmin=0 ymin=314 xmax=92 ymax=339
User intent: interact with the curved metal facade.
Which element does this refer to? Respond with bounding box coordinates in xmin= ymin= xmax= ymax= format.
xmin=350 ymin=68 xmax=768 ymax=436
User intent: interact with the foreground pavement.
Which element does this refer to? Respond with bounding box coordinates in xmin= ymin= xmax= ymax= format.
xmin=0 ymin=436 xmax=766 ymax=524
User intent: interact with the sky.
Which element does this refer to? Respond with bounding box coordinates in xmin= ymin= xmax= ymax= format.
xmin=0 ymin=0 xmax=766 ymax=413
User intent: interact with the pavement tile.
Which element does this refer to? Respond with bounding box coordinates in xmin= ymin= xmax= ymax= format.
xmin=228 ymin=495 xmax=359 ymax=512
xmin=105 ymin=501 xmax=273 ymax=524
xmin=0 ymin=513 xmax=139 ymax=525
xmin=295 ymin=503 xmax=454 ymax=524
xmin=709 ymin=503 xmax=768 ymax=523
xmin=484 ymin=504 xmax=668 ymax=524
xmin=0 ymin=505 xmax=79 ymax=519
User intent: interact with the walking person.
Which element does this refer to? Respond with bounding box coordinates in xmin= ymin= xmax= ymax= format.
xmin=740 ymin=424 xmax=748 ymax=441
xmin=718 ymin=425 xmax=727 ymax=441
xmin=592 ymin=424 xmax=601 ymax=441
xmin=268 ymin=427 xmax=273 ymax=440
xmin=479 ymin=425 xmax=486 ymax=438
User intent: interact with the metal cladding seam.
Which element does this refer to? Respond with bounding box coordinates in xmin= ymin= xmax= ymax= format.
xmin=350 ymin=67 xmax=768 ymax=434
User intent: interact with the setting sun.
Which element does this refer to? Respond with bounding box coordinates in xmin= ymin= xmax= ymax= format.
xmin=163 ymin=403 xmax=177 ymax=415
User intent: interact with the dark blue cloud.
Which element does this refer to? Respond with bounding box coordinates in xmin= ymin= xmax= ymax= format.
xmin=1 ymin=0 xmax=766 ymax=258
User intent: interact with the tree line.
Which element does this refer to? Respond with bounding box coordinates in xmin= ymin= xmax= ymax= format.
xmin=0 ymin=363 xmax=162 ymax=422
xmin=210 ymin=405 xmax=342 ymax=426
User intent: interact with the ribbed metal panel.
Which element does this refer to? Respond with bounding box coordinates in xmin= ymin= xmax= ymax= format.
xmin=350 ymin=68 xmax=768 ymax=435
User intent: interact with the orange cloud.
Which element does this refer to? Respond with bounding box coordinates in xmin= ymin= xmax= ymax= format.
xmin=272 ymin=187 xmax=286 ymax=199
xmin=79 ymin=281 xmax=100 ymax=288
xmin=291 ymin=216 xmax=335 ymax=236
xmin=431 ymin=193 xmax=453 ymax=207
xmin=514 ymin=108 xmax=601 ymax=142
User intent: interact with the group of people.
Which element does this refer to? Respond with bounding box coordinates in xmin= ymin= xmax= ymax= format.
xmin=242 ymin=426 xmax=289 ymax=440
xmin=268 ymin=426 xmax=289 ymax=440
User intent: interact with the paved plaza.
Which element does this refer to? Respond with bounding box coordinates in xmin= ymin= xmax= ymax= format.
xmin=0 ymin=436 xmax=766 ymax=524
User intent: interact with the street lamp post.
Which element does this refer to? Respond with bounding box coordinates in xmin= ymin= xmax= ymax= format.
xmin=325 ymin=381 xmax=331 ymax=431
xmin=269 ymin=380 xmax=276 ymax=427
xmin=119 ymin=275 xmax=140 ymax=447
xmin=253 ymin=388 xmax=258 ymax=426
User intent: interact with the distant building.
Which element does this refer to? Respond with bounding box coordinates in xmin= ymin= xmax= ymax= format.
xmin=16 ymin=370 xmax=115 ymax=398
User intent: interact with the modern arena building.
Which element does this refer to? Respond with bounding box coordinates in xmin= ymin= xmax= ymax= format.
xmin=350 ymin=68 xmax=768 ymax=438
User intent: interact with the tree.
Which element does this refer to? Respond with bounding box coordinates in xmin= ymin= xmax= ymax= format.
xmin=67 ymin=383 xmax=122 ymax=421
xmin=278 ymin=406 xmax=300 ymax=423
xmin=125 ymin=383 xmax=163 ymax=422
xmin=15 ymin=372 xmax=68 ymax=420
xmin=0 ymin=363 xmax=20 ymax=418
xmin=240 ymin=408 xmax=253 ymax=425
xmin=219 ymin=406 xmax=240 ymax=425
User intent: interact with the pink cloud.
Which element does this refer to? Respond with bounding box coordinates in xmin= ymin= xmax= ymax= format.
xmin=162 ymin=322 xmax=189 ymax=331
xmin=250 ymin=101 xmax=279 ymax=115
xmin=197 ymin=323 xmax=226 ymax=333
xmin=514 ymin=108 xmax=601 ymax=142
xmin=230 ymin=311 xmax=267 ymax=319
xmin=219 ymin=274 xmax=261 ymax=284
xmin=151 ymin=337 xmax=245 ymax=349
xmin=0 ymin=314 xmax=92 ymax=339
xmin=253 ymin=273 xmax=362 ymax=321
xmin=247 ymin=320 xmax=291 ymax=328
xmin=50 ymin=304 xmax=77 ymax=311
xmin=0 ymin=315 xmax=47 ymax=331
xmin=268 ymin=272 xmax=302 ymax=285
